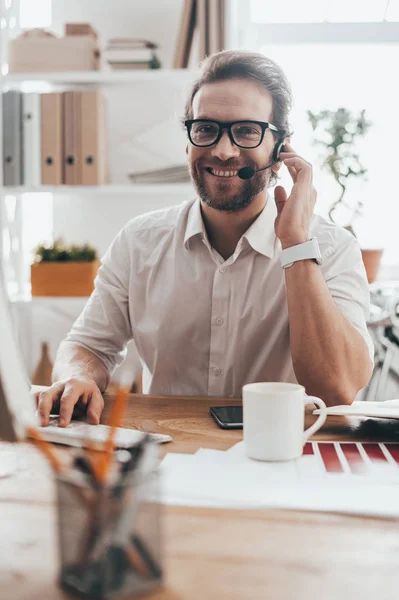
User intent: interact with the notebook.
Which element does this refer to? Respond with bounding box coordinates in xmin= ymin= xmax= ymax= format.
xmin=313 ymin=399 xmax=399 ymax=419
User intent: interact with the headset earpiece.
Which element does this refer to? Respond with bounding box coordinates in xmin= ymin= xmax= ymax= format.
xmin=272 ymin=140 xmax=285 ymax=163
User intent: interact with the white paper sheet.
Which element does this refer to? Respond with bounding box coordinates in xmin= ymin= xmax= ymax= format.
xmin=313 ymin=399 xmax=399 ymax=419
xmin=160 ymin=442 xmax=399 ymax=518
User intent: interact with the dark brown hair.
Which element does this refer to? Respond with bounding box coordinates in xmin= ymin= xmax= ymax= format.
xmin=184 ymin=50 xmax=293 ymax=141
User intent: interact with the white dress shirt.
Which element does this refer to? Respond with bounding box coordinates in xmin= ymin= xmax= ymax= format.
xmin=66 ymin=197 xmax=374 ymax=397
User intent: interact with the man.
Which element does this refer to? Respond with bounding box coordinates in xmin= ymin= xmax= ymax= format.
xmin=37 ymin=50 xmax=374 ymax=427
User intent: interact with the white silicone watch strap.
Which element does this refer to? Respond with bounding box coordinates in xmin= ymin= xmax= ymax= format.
xmin=280 ymin=237 xmax=322 ymax=269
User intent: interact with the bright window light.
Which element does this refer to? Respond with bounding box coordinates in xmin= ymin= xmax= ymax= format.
xmin=250 ymin=0 xmax=327 ymax=23
xmin=250 ymin=0 xmax=398 ymax=23
xmin=19 ymin=0 xmax=51 ymax=29
xmin=326 ymin=0 xmax=386 ymax=22
xmin=386 ymin=0 xmax=399 ymax=21
xmin=259 ymin=42 xmax=399 ymax=262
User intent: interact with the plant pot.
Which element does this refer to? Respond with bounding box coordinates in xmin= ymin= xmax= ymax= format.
xmin=361 ymin=249 xmax=384 ymax=284
xmin=31 ymin=260 xmax=100 ymax=297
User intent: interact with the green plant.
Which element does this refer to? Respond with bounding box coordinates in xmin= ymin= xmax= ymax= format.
xmin=307 ymin=108 xmax=372 ymax=232
xmin=33 ymin=239 xmax=98 ymax=263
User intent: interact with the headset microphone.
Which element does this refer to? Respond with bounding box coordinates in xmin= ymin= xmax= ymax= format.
xmin=237 ymin=141 xmax=285 ymax=180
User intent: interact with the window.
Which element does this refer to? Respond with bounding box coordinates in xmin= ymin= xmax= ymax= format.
xmin=19 ymin=0 xmax=51 ymax=29
xmin=251 ymin=0 xmax=399 ymax=23
xmin=233 ymin=1 xmax=399 ymax=264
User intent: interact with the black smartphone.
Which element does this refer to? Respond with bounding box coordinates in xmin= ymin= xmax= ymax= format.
xmin=209 ymin=405 xmax=243 ymax=429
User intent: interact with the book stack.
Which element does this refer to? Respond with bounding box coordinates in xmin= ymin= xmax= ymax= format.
xmin=128 ymin=165 xmax=190 ymax=184
xmin=105 ymin=38 xmax=161 ymax=70
xmin=2 ymin=90 xmax=107 ymax=186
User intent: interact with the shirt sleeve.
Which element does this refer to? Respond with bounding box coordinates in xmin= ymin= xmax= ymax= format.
xmin=321 ymin=233 xmax=375 ymax=366
xmin=64 ymin=226 xmax=133 ymax=374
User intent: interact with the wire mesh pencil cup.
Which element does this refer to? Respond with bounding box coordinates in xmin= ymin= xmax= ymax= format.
xmin=56 ymin=440 xmax=163 ymax=599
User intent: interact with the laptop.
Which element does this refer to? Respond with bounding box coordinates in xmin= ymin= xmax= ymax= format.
xmin=0 ymin=263 xmax=171 ymax=446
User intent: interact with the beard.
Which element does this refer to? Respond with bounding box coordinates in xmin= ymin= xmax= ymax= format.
xmin=189 ymin=158 xmax=270 ymax=213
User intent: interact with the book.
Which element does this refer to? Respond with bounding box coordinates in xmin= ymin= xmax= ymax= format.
xmin=40 ymin=92 xmax=63 ymax=185
xmin=22 ymin=93 xmax=41 ymax=187
xmin=105 ymin=48 xmax=156 ymax=62
xmin=80 ymin=90 xmax=107 ymax=185
xmin=3 ymin=91 xmax=23 ymax=186
xmin=107 ymin=38 xmax=158 ymax=49
xmin=108 ymin=54 xmax=161 ymax=70
xmin=173 ymin=0 xmax=197 ymax=68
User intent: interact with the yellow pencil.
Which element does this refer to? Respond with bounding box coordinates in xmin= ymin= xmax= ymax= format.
xmin=26 ymin=426 xmax=64 ymax=474
xmin=95 ymin=385 xmax=130 ymax=484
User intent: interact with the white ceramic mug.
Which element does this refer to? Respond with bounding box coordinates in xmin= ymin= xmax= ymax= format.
xmin=242 ymin=382 xmax=327 ymax=461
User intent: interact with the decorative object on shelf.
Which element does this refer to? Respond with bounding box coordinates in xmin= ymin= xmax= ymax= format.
xmin=32 ymin=342 xmax=53 ymax=386
xmin=31 ymin=239 xmax=100 ymax=297
xmin=8 ymin=27 xmax=100 ymax=73
xmin=65 ymin=23 xmax=98 ymax=41
xmin=105 ymin=38 xmax=161 ymax=70
xmin=173 ymin=0 xmax=226 ymax=68
xmin=307 ymin=107 xmax=382 ymax=283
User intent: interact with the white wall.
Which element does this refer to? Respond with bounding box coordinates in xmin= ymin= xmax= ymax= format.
xmin=53 ymin=185 xmax=195 ymax=257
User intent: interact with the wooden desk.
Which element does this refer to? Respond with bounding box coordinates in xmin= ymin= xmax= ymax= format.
xmin=1 ymin=394 xmax=399 ymax=600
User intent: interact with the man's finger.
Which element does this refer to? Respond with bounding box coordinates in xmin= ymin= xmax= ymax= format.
xmin=37 ymin=383 xmax=65 ymax=426
xmin=274 ymin=185 xmax=288 ymax=216
xmin=86 ymin=390 xmax=105 ymax=425
xmin=58 ymin=385 xmax=84 ymax=427
xmin=282 ymin=157 xmax=312 ymax=181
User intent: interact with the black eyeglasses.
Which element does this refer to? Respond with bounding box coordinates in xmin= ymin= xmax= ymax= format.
xmin=184 ymin=119 xmax=280 ymax=149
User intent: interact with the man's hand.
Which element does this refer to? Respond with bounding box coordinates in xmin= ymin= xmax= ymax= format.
xmin=34 ymin=377 xmax=104 ymax=427
xmin=273 ymin=142 xmax=317 ymax=249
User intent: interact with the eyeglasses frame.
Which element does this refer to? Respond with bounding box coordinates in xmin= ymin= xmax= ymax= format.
xmin=184 ymin=119 xmax=281 ymax=149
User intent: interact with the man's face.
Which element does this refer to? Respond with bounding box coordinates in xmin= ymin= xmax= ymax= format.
xmin=187 ymin=79 xmax=276 ymax=213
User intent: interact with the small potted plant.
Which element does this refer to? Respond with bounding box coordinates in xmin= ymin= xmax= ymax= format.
xmin=307 ymin=107 xmax=382 ymax=283
xmin=31 ymin=239 xmax=100 ymax=296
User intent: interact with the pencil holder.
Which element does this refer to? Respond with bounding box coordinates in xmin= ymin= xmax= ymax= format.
xmin=56 ymin=440 xmax=163 ymax=599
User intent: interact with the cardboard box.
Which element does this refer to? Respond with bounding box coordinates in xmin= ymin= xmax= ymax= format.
xmin=65 ymin=23 xmax=98 ymax=41
xmin=9 ymin=35 xmax=100 ymax=72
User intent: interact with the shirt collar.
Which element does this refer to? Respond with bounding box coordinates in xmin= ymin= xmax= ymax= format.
xmin=242 ymin=195 xmax=278 ymax=259
xmin=184 ymin=198 xmax=207 ymax=248
xmin=184 ymin=196 xmax=278 ymax=258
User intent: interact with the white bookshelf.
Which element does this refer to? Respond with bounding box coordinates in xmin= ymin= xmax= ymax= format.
xmin=0 ymin=6 xmax=196 ymax=297
xmin=4 ymin=69 xmax=198 ymax=91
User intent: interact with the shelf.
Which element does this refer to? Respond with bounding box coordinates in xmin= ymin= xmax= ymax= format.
xmin=2 ymin=69 xmax=198 ymax=91
xmin=0 ymin=183 xmax=195 ymax=196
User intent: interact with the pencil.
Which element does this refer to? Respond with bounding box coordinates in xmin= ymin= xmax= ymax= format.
xmin=95 ymin=385 xmax=130 ymax=484
xmin=26 ymin=426 xmax=64 ymax=473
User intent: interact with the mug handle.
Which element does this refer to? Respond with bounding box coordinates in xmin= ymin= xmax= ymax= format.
xmin=303 ymin=396 xmax=327 ymax=444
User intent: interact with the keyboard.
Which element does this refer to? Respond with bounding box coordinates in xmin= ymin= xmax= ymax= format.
xmin=37 ymin=416 xmax=172 ymax=448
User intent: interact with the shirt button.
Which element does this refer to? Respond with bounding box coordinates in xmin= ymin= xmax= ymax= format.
xmin=214 ymin=367 xmax=222 ymax=376
xmin=215 ymin=317 xmax=224 ymax=325
xmin=219 ymin=266 xmax=226 ymax=273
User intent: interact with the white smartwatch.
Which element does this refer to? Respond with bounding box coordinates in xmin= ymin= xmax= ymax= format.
xmin=280 ymin=237 xmax=322 ymax=269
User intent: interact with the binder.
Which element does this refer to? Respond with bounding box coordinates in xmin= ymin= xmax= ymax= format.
xmin=80 ymin=90 xmax=107 ymax=185
xmin=197 ymin=0 xmax=208 ymax=61
xmin=40 ymin=93 xmax=63 ymax=185
xmin=63 ymin=91 xmax=82 ymax=185
xmin=173 ymin=0 xmax=197 ymax=68
xmin=22 ymin=93 xmax=41 ymax=187
xmin=3 ymin=91 xmax=23 ymax=186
